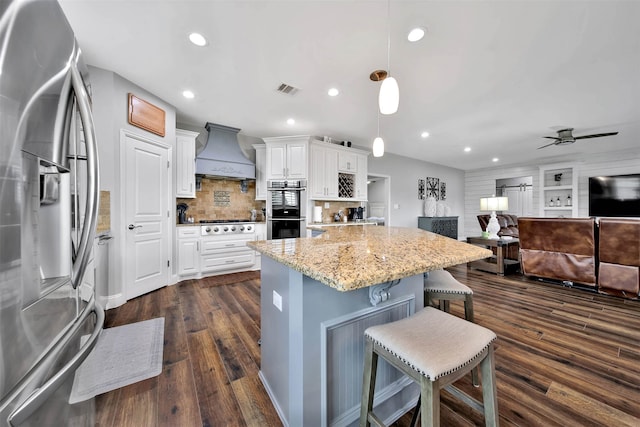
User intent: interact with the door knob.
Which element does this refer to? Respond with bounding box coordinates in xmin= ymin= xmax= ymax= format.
xmin=128 ymin=224 xmax=142 ymax=230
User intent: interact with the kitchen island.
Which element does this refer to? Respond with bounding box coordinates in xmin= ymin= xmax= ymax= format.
xmin=248 ymin=226 xmax=491 ymax=427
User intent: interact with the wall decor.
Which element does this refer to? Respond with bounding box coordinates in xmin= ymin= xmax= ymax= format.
xmin=127 ymin=93 xmax=166 ymax=137
xmin=213 ymin=190 xmax=231 ymax=207
xmin=418 ymin=179 xmax=425 ymax=200
xmin=440 ymin=181 xmax=447 ymax=200
xmin=426 ymin=177 xmax=440 ymax=200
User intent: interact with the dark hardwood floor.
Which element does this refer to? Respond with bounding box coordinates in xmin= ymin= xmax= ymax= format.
xmin=96 ymin=267 xmax=640 ymax=426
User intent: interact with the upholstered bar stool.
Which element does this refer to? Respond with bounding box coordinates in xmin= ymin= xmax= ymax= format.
xmin=424 ymin=269 xmax=478 ymax=386
xmin=360 ymin=307 xmax=499 ymax=427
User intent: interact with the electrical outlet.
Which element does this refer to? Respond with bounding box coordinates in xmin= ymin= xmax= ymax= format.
xmin=273 ymin=290 xmax=283 ymax=311
xmin=324 ymin=202 xmax=330 ymax=209
xmin=393 ymin=203 xmax=400 ymax=209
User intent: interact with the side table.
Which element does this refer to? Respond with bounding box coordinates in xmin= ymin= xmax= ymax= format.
xmin=466 ymin=236 xmax=520 ymax=276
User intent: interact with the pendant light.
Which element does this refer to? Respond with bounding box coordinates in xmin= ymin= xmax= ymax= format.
xmin=379 ymin=0 xmax=398 ymax=115
xmin=373 ymin=110 xmax=384 ymax=157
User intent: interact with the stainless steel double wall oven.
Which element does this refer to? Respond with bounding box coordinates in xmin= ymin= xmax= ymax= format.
xmin=266 ymin=179 xmax=307 ymax=239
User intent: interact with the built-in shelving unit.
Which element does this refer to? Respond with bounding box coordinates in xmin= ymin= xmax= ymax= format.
xmin=539 ymin=163 xmax=578 ymax=217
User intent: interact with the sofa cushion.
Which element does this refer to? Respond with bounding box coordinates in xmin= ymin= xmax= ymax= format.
xmin=598 ymin=262 xmax=639 ymax=298
xmin=598 ymin=218 xmax=640 ymax=266
xmin=518 ymin=217 xmax=597 ymax=287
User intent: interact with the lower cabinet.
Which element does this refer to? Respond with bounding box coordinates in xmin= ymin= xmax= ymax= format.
xmin=418 ymin=216 xmax=458 ymax=240
xmin=177 ymin=227 xmax=200 ymax=276
xmin=200 ymin=236 xmax=255 ymax=274
xmin=177 ymin=226 xmax=260 ymax=278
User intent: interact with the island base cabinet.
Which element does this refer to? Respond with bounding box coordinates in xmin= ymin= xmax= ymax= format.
xmin=259 ymin=256 xmax=424 ymax=427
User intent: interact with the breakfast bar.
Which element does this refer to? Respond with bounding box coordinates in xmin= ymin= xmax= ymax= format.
xmin=248 ymin=226 xmax=491 ymax=427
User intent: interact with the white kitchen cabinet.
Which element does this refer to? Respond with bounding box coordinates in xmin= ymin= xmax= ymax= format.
xmin=539 ymin=162 xmax=578 ymax=218
xmin=200 ymin=234 xmax=255 ymax=274
xmin=176 ymin=129 xmax=199 ymax=198
xmin=253 ymin=144 xmax=267 ymax=200
xmin=252 ymin=223 xmax=266 ymax=270
xmin=310 ymin=142 xmax=339 ymax=199
xmin=338 ymin=151 xmax=358 ymax=173
xmin=355 ymin=153 xmax=368 ymax=201
xmin=263 ymin=136 xmax=309 ymax=180
xmin=177 ymin=226 xmax=200 ymax=276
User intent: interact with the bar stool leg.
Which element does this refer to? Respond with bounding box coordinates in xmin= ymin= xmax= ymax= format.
xmin=420 ymin=377 xmax=439 ymax=427
xmin=360 ymin=339 xmax=378 ymax=427
xmin=464 ymin=293 xmax=480 ymax=387
xmin=480 ymin=347 xmax=499 ymax=427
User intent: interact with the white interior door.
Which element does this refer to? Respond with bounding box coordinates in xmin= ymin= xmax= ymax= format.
xmin=122 ymin=131 xmax=170 ymax=300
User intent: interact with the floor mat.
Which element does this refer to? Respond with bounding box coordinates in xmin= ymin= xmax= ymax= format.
xmin=69 ymin=317 xmax=164 ymax=404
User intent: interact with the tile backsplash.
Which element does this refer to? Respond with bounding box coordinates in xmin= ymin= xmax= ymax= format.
xmin=177 ymin=177 xmax=264 ymax=222
xmin=312 ymin=200 xmax=364 ymax=223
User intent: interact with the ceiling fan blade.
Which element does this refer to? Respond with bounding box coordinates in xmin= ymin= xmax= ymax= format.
xmin=574 ymin=132 xmax=619 ymax=140
xmin=543 ymin=136 xmax=561 ymax=140
xmin=537 ymin=141 xmax=558 ymax=149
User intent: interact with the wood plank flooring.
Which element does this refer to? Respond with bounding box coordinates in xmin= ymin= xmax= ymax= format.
xmin=95 ymin=267 xmax=640 ymax=426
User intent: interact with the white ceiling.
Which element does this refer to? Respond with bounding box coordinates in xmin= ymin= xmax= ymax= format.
xmin=59 ymin=0 xmax=640 ymax=171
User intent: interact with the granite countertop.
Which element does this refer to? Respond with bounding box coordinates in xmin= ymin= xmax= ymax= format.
xmin=247 ymin=226 xmax=492 ymax=292
xmin=307 ymin=221 xmax=378 ymax=228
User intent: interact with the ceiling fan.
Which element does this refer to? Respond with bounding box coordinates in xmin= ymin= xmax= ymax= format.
xmin=537 ymin=128 xmax=619 ymax=149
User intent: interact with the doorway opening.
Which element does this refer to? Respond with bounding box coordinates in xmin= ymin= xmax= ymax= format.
xmin=495 ymin=176 xmax=533 ymax=217
xmin=366 ymin=173 xmax=391 ymax=226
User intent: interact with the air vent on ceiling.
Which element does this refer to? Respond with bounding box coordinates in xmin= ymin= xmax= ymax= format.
xmin=277 ymin=83 xmax=299 ymax=95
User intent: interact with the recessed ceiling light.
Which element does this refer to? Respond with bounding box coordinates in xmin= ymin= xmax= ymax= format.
xmin=407 ymin=27 xmax=426 ymax=42
xmin=328 ymin=88 xmax=339 ymax=97
xmin=287 ymin=118 xmax=295 ymax=125
xmin=464 ymin=147 xmax=471 ymax=152
xmin=188 ymin=32 xmax=207 ymax=47
xmin=421 ymin=131 xmax=430 ymax=138
xmin=182 ymin=90 xmax=195 ymax=99
xmin=492 ymin=157 xmax=499 ymax=162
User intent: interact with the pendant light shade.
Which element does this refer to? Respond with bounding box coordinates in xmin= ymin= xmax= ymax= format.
xmin=372 ymin=137 xmax=385 ymax=157
xmin=379 ymin=76 xmax=399 ymax=115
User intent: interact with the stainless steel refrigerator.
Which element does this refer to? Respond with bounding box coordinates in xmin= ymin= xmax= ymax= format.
xmin=0 ymin=0 xmax=104 ymax=425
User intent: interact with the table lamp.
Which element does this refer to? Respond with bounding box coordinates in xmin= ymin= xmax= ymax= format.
xmin=480 ymin=196 xmax=509 ymax=239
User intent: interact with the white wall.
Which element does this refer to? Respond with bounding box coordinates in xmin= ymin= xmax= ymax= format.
xmin=367 ymin=151 xmax=465 ymax=232
xmin=89 ymin=66 xmax=177 ymax=308
xmin=463 ymin=147 xmax=640 ymax=238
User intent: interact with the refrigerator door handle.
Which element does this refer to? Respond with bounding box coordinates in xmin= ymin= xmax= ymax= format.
xmin=8 ymin=300 xmax=105 ymax=426
xmin=69 ymin=49 xmax=100 ymax=290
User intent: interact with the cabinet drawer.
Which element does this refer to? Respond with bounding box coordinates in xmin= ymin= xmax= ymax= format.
xmin=200 ymin=252 xmax=255 ymax=273
xmin=178 ymin=227 xmax=200 ymax=238
xmin=201 ymin=238 xmax=253 ymax=254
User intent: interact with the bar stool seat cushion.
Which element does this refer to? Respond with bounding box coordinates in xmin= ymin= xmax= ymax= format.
xmin=425 ymin=269 xmax=473 ymax=295
xmin=365 ymin=307 xmax=496 ymax=381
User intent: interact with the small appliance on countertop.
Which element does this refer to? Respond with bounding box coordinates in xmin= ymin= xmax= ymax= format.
xmin=177 ymin=203 xmax=189 ymax=224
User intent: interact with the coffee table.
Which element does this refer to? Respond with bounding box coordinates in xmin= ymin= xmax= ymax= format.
xmin=466 ymin=236 xmax=520 ymax=276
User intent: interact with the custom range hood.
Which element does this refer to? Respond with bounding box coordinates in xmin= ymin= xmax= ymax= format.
xmin=195 ymin=122 xmax=255 ymax=180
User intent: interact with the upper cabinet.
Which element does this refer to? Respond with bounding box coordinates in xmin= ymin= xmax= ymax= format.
xmin=539 ymin=162 xmax=578 ymax=217
xmin=338 ymin=151 xmax=358 ymax=173
xmin=355 ymin=153 xmax=368 ymax=201
xmin=310 ymin=142 xmax=339 ymax=199
xmin=253 ymin=144 xmax=267 ymax=200
xmin=263 ymin=136 xmax=309 ymax=180
xmin=309 ymin=140 xmax=369 ymax=201
xmin=176 ymin=129 xmax=199 ymax=198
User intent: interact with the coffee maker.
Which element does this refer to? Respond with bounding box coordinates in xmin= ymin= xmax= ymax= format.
xmin=177 ymin=203 xmax=189 ymax=224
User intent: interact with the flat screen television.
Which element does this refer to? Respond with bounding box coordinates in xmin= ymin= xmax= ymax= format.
xmin=589 ymin=174 xmax=640 ymax=217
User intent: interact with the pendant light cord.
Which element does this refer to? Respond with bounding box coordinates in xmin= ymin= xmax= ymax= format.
xmin=386 ymin=0 xmax=391 ymax=74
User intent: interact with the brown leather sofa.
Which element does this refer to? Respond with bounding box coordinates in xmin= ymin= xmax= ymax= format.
xmin=518 ymin=217 xmax=597 ymax=287
xmin=598 ymin=218 xmax=640 ymax=299
xmin=477 ymin=214 xmax=519 ymax=238
xmin=477 ymin=214 xmax=520 ymax=259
